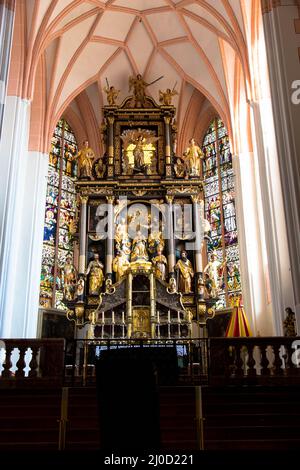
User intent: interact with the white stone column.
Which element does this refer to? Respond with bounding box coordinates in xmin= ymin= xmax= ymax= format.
xmin=0 ymin=96 xmax=48 ymax=338
xmin=249 ymin=101 xmax=295 ymax=335
xmin=0 ymin=1 xmax=15 ymax=139
xmin=262 ymin=4 xmax=300 ymax=324
xmin=233 ymin=151 xmax=273 ymax=336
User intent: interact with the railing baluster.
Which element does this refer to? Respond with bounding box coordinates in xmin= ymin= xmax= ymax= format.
xmin=235 ymin=345 xmax=244 ymax=377
xmin=28 ymin=345 xmax=40 ymax=377
xmin=273 ymin=344 xmax=283 ymax=376
xmin=260 ymin=346 xmax=270 ymax=376
xmin=15 ymin=346 xmax=27 ymax=378
xmin=2 ymin=345 xmax=13 ymax=378
xmin=247 ymin=345 xmax=256 ymax=377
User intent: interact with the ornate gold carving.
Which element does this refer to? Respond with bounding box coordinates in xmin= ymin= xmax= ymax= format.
xmin=164 ymin=116 xmax=171 ymax=125
xmin=182 ymin=296 xmax=194 ymax=305
xmin=87 ymin=297 xmax=99 ymax=306
xmin=107 ymin=116 xmax=115 ymax=126
xmin=106 ymin=195 xmax=115 ymax=204
xmin=80 ymin=195 xmax=88 ymax=204
xmin=132 ymin=189 xmax=148 ymax=197
xmin=165 ymin=195 xmax=174 ymax=204
xmin=191 ymin=193 xmax=202 ymax=204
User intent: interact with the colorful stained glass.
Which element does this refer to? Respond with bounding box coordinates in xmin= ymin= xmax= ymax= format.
xmin=39 ymin=120 xmax=78 ymax=310
xmin=202 ymin=118 xmax=242 ymax=308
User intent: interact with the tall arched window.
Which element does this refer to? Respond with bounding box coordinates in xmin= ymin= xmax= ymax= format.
xmin=202 ymin=118 xmax=242 ymax=309
xmin=39 ymin=119 xmax=78 ymax=310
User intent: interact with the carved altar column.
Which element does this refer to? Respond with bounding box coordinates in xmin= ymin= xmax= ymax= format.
xmin=106 ymin=195 xmax=114 ymax=279
xmin=107 ymin=115 xmax=114 ymax=178
xmin=164 ymin=116 xmax=172 ymax=178
xmin=150 ymin=271 xmax=156 ymax=338
xmin=79 ymin=196 xmax=88 ymax=273
xmin=192 ymin=194 xmax=205 ymax=302
xmin=126 ymin=270 xmax=133 ymax=338
xmin=166 ymin=195 xmax=175 ymax=277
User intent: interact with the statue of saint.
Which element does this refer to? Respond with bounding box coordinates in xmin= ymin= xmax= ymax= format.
xmin=283 ymin=307 xmax=297 ymax=337
xmin=174 ymin=157 xmax=187 ymax=178
xmin=76 ymin=274 xmax=85 ymax=301
xmin=94 ymin=157 xmax=106 ymax=179
xmin=184 ymin=138 xmax=203 ymax=177
xmin=203 ymin=252 xmax=225 ymax=298
xmin=85 ymin=253 xmax=104 ymax=295
xmin=113 ymin=250 xmax=130 ymax=282
xmin=104 ymin=85 xmax=120 ymax=105
xmin=148 ymin=217 xmax=165 ymax=255
xmin=120 ymin=128 xmax=159 ymax=174
xmin=152 ymin=245 xmax=168 ymax=281
xmin=175 ymin=250 xmax=194 ymax=294
xmin=129 ymin=74 xmax=148 ymax=107
xmin=159 ymin=88 xmax=178 ymax=106
xmin=72 ymin=140 xmax=95 ymax=179
xmin=131 ymin=230 xmax=149 ymax=262
xmin=62 ymin=255 xmax=77 ymax=301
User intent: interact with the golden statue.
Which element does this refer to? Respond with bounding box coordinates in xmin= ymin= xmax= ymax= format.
xmin=175 ymin=250 xmax=194 ymax=294
xmin=129 ymin=74 xmax=163 ymax=107
xmin=120 ymin=128 xmax=159 ymax=174
xmin=174 ymin=157 xmax=187 ymax=178
xmin=94 ymin=157 xmax=106 ymax=178
xmin=152 ymin=245 xmax=168 ymax=281
xmin=85 ymin=253 xmax=104 ymax=295
xmin=113 ymin=250 xmax=130 ymax=282
xmin=148 ymin=218 xmax=165 ymax=255
xmin=129 ymin=74 xmax=148 ymax=107
xmin=131 ymin=230 xmax=149 ymax=262
xmin=159 ymin=88 xmax=178 ymax=106
xmin=184 ymin=138 xmax=203 ymax=177
xmin=72 ymin=140 xmax=95 ymax=179
xmin=104 ymin=85 xmax=120 ymax=106
xmin=203 ymin=251 xmax=225 ymax=298
xmin=62 ymin=254 xmax=77 ymax=301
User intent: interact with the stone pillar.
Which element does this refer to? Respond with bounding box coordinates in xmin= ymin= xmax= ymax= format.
xmin=106 ymin=195 xmax=114 ymax=279
xmin=0 ymin=0 xmax=15 ymax=140
xmin=165 ymin=195 xmax=175 ymax=277
xmin=262 ymin=2 xmax=300 ymax=322
xmin=0 ymin=97 xmax=49 ymax=337
xmin=78 ymin=196 xmax=88 ymax=274
xmin=107 ymin=115 xmax=114 ymax=178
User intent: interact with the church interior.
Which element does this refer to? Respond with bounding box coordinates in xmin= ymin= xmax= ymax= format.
xmin=1 ymin=0 xmax=300 ymax=456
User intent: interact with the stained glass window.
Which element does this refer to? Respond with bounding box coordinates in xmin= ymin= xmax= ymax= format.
xmin=202 ymin=118 xmax=242 ymax=309
xmin=39 ymin=119 xmax=78 ymax=310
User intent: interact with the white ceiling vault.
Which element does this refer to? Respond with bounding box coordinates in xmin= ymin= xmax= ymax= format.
xmin=23 ymin=0 xmax=255 ymax=153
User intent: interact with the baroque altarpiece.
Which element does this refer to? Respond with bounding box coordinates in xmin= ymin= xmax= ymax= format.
xmin=39 ymin=78 xmax=241 ymax=340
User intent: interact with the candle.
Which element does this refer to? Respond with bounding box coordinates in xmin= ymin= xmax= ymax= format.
xmin=157 ymin=310 xmax=160 ymax=324
xmin=102 ymin=311 xmax=104 ymax=324
xmin=122 ymin=311 xmax=125 ymax=324
xmin=112 ymin=310 xmax=115 ymax=324
xmin=168 ymin=310 xmax=171 ymax=323
xmin=177 ymin=311 xmax=181 ymax=323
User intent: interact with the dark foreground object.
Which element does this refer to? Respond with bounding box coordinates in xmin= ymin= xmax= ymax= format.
xmin=95 ymin=347 xmax=178 ymax=451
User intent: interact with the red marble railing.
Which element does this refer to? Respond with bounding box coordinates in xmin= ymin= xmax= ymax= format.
xmin=209 ymin=337 xmax=300 ymax=385
xmin=0 ymin=338 xmax=65 ymax=387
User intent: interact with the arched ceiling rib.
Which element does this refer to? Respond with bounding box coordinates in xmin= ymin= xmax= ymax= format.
xmin=23 ymin=0 xmax=253 ymax=148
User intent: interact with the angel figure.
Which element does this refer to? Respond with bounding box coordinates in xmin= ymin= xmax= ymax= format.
xmin=120 ymin=128 xmax=159 ymax=174
xmin=104 ymin=85 xmax=120 ymax=106
xmin=159 ymin=88 xmax=178 ymax=106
